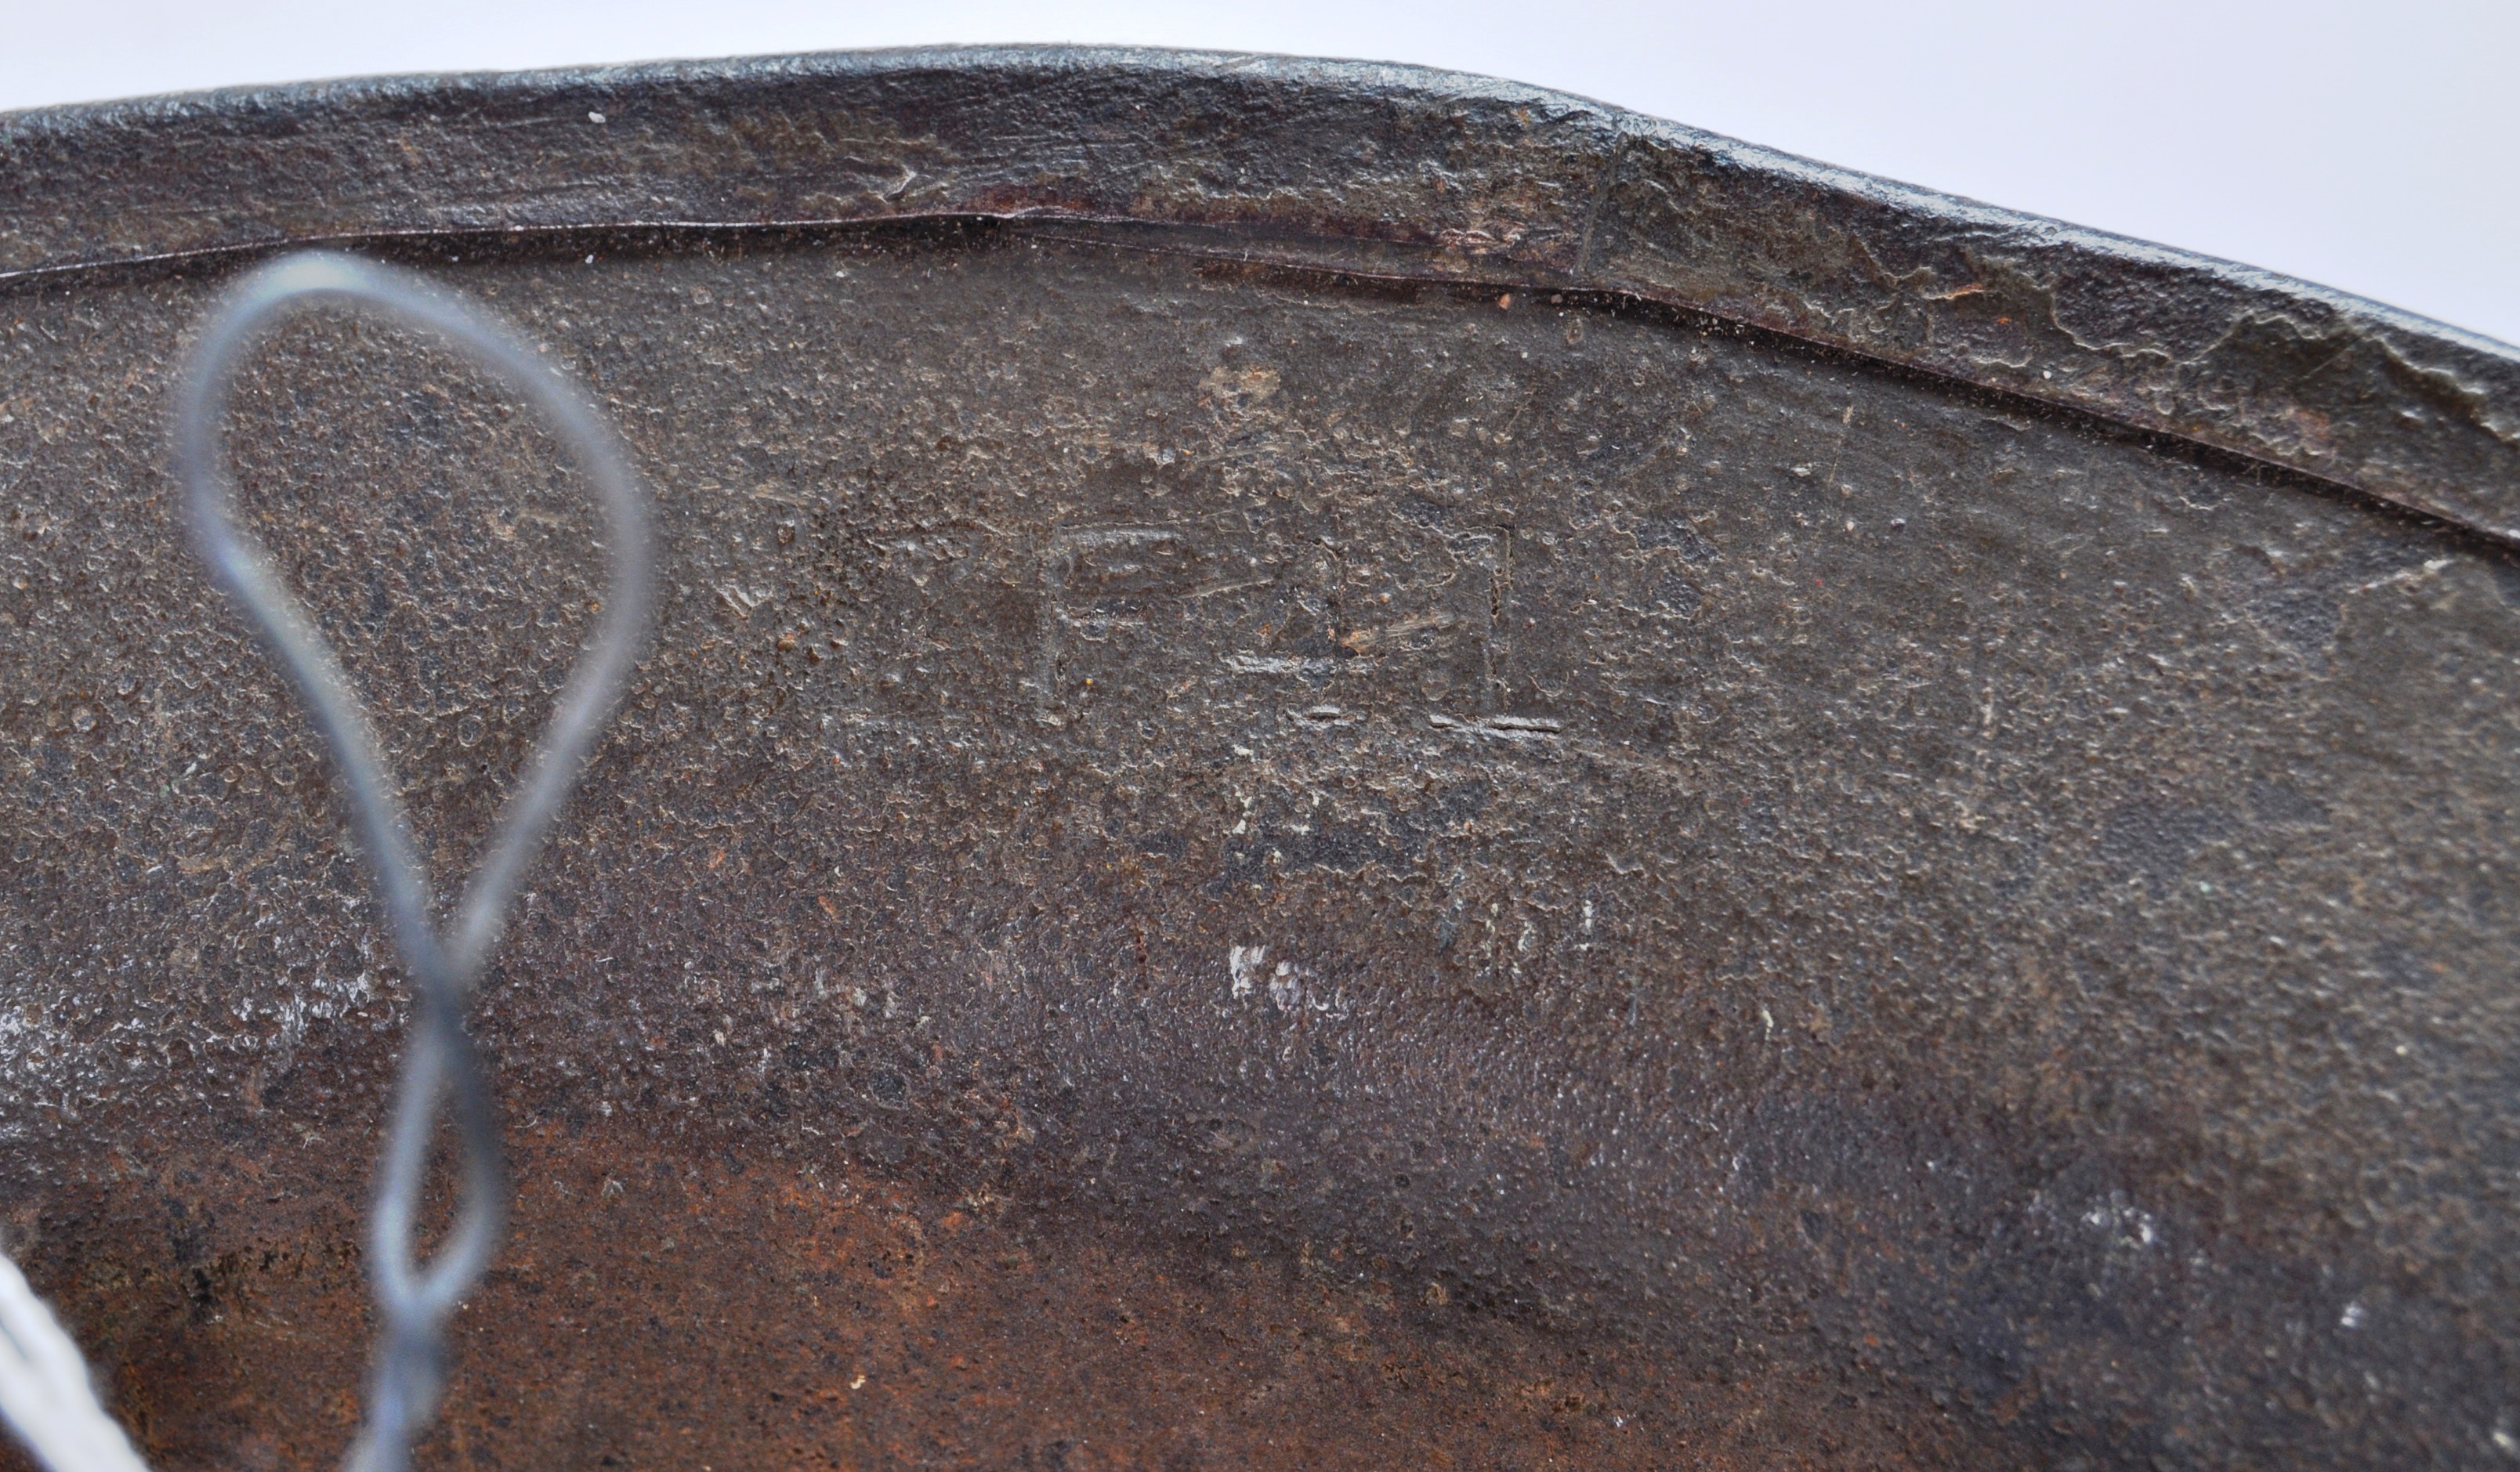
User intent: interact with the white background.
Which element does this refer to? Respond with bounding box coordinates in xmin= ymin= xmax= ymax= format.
xmin=3 ymin=1 xmax=2511 ymax=347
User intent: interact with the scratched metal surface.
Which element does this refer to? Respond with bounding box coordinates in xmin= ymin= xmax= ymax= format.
xmin=2 ymin=54 xmax=2518 ymax=1472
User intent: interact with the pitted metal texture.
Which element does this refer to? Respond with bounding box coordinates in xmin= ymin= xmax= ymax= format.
xmin=0 ymin=81 xmax=2515 ymax=1471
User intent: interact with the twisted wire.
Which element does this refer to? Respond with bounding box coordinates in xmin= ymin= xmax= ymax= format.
xmin=174 ymin=251 xmax=654 ymax=1472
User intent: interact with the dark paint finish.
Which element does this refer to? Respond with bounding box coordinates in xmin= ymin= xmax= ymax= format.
xmin=0 ymin=53 xmax=2516 ymax=1472
xmin=3 ymin=49 xmax=2517 ymax=545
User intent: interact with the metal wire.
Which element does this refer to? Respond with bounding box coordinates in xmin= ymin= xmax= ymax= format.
xmin=174 ymin=251 xmax=655 ymax=1472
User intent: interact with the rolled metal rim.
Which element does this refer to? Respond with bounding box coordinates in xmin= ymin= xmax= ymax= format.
xmin=2 ymin=45 xmax=2515 ymax=544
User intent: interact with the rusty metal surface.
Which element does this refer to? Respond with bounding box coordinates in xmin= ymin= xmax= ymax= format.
xmin=1 ymin=53 xmax=2518 ymax=1472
